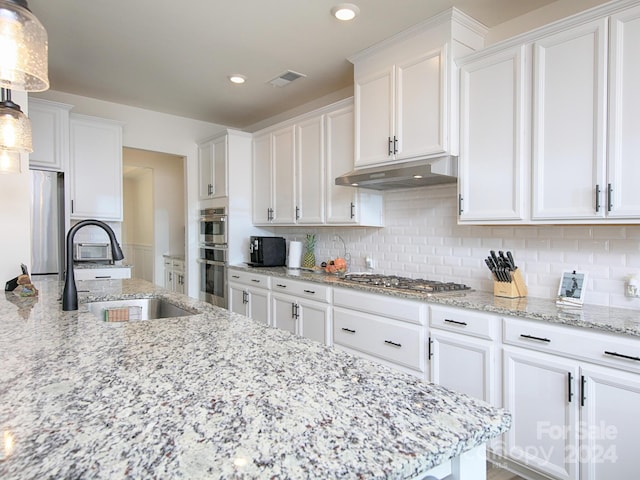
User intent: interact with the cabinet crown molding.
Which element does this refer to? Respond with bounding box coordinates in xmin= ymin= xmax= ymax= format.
xmin=458 ymin=0 xmax=640 ymax=65
xmin=348 ymin=7 xmax=487 ymax=64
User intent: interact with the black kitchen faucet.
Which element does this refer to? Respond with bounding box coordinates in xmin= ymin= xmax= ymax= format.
xmin=62 ymin=219 xmax=124 ymax=311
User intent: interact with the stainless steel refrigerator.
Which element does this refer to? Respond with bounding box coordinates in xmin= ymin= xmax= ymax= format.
xmin=30 ymin=170 xmax=65 ymax=277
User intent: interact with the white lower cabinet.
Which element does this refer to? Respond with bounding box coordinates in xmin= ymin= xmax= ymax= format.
xmin=580 ymin=365 xmax=640 ymax=480
xmin=164 ymin=258 xmax=185 ymax=294
xmin=429 ymin=305 xmax=499 ymax=405
xmin=332 ymin=287 xmax=426 ymax=378
xmin=271 ymin=278 xmax=331 ymax=344
xmin=503 ymin=346 xmax=579 ymax=480
xmin=430 ymin=331 xmax=496 ymax=404
xmin=503 ymin=316 xmax=640 ymax=480
xmin=271 ymin=293 xmax=330 ymax=344
xmin=227 ymin=271 xmax=271 ymax=326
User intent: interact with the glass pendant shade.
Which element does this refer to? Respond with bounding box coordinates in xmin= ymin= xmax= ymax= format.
xmin=0 ymin=147 xmax=20 ymax=173
xmin=0 ymin=89 xmax=32 ymax=153
xmin=0 ymin=0 xmax=49 ymax=92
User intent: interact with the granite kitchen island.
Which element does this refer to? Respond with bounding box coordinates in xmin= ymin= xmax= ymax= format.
xmin=0 ymin=278 xmax=510 ymax=479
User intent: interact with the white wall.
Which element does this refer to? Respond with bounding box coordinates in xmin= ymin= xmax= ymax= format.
xmin=31 ymin=90 xmax=227 ymax=298
xmin=0 ymin=91 xmax=31 ymax=283
xmin=272 ymin=185 xmax=640 ymax=310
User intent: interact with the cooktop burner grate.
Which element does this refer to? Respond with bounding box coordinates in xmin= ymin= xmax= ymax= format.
xmin=341 ymin=273 xmax=470 ymax=293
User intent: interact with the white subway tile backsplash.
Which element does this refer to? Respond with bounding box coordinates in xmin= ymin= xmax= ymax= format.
xmin=272 ymin=185 xmax=640 ymax=309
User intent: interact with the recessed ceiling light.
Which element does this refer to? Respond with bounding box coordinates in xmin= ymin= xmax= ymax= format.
xmin=229 ymin=74 xmax=246 ymax=84
xmin=331 ymin=3 xmax=359 ymax=21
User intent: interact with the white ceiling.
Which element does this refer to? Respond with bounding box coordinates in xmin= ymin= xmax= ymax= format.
xmin=31 ymin=0 xmax=571 ymax=129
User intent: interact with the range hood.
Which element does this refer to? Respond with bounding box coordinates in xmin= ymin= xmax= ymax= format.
xmin=334 ymin=156 xmax=458 ymax=191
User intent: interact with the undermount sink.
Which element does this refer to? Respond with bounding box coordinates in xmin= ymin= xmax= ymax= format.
xmin=86 ymin=298 xmax=197 ymax=321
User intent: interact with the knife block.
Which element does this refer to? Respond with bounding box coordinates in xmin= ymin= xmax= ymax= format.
xmin=493 ymin=268 xmax=527 ymax=298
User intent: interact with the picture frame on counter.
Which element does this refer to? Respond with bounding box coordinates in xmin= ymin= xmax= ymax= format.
xmin=556 ymin=270 xmax=587 ymax=306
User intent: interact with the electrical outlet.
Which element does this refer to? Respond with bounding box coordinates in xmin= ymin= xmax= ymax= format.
xmin=625 ymin=275 xmax=639 ymax=297
xmin=365 ymin=256 xmax=374 ymax=269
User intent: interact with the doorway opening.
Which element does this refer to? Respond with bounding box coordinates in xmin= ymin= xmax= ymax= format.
xmin=122 ymin=148 xmax=185 ymax=286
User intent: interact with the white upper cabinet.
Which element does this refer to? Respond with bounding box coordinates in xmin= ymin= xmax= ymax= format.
xmin=295 ymin=117 xmax=325 ymax=224
xmin=607 ymin=5 xmax=640 ymax=218
xmin=458 ymin=1 xmax=640 ymax=225
xmin=458 ymin=45 xmax=530 ymax=223
xmin=325 ymin=102 xmax=384 ymax=226
xmin=351 ymin=9 xmax=486 ymax=168
xmin=252 ymin=99 xmax=383 ymax=227
xmin=354 ymin=67 xmax=394 ymax=166
xmin=251 ymin=125 xmax=296 ymax=224
xmin=28 ymin=98 xmax=72 ymax=172
xmin=69 ymin=114 xmax=123 ymax=221
xmin=198 ymin=133 xmax=227 ymax=200
xmin=272 ymin=125 xmax=296 ymax=224
xmin=252 ymin=132 xmax=273 ymax=224
xmin=531 ymin=18 xmax=608 ymax=221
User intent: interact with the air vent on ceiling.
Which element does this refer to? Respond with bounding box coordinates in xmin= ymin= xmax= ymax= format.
xmin=268 ymin=70 xmax=306 ymax=87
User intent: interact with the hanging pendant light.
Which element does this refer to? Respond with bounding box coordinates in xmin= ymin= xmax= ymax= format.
xmin=0 ymin=87 xmax=32 ymax=152
xmin=0 ymin=0 xmax=48 ymax=92
xmin=0 ymin=146 xmax=20 ymax=173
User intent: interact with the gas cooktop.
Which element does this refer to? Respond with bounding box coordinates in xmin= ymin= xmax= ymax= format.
xmin=340 ymin=273 xmax=471 ymax=294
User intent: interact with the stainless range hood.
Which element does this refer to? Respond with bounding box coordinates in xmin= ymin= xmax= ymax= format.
xmin=334 ymin=156 xmax=458 ymax=191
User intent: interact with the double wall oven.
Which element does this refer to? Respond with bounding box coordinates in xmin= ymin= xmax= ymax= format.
xmin=198 ymin=207 xmax=227 ymax=308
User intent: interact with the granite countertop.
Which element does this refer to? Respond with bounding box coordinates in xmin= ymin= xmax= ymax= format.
xmin=163 ymin=254 xmax=185 ymax=261
xmin=74 ymin=262 xmax=133 ymax=270
xmin=0 ymin=278 xmax=510 ymax=479
xmin=229 ymin=265 xmax=640 ymax=338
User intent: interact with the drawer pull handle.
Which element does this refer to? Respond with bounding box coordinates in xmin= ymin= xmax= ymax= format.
xmin=276 ymin=284 xmax=287 ymax=288
xmin=95 ymin=276 xmax=111 ymax=279
xmin=303 ymin=289 xmax=316 ymax=294
xmin=520 ymin=334 xmax=551 ymax=343
xmin=604 ymin=351 xmax=640 ymax=362
xmin=444 ymin=318 xmax=467 ymax=326
xmin=341 ymin=328 xmax=356 ymax=334
xmin=231 ymin=275 xmax=240 ymax=279
xmin=384 ymin=340 xmax=402 ymax=348
xmin=251 ymin=279 xmax=261 ymax=283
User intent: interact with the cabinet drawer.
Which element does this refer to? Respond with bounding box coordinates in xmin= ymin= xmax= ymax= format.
xmin=333 ymin=307 xmax=425 ymax=372
xmin=271 ymin=278 xmax=330 ymax=303
xmin=504 ymin=316 xmax=640 ymax=374
xmin=333 ymin=287 xmax=426 ymax=325
xmin=227 ymin=270 xmax=271 ymax=289
xmin=430 ymin=305 xmax=498 ymax=340
xmin=74 ymin=267 xmax=131 ymax=280
xmin=172 ymin=260 xmax=185 ymax=273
